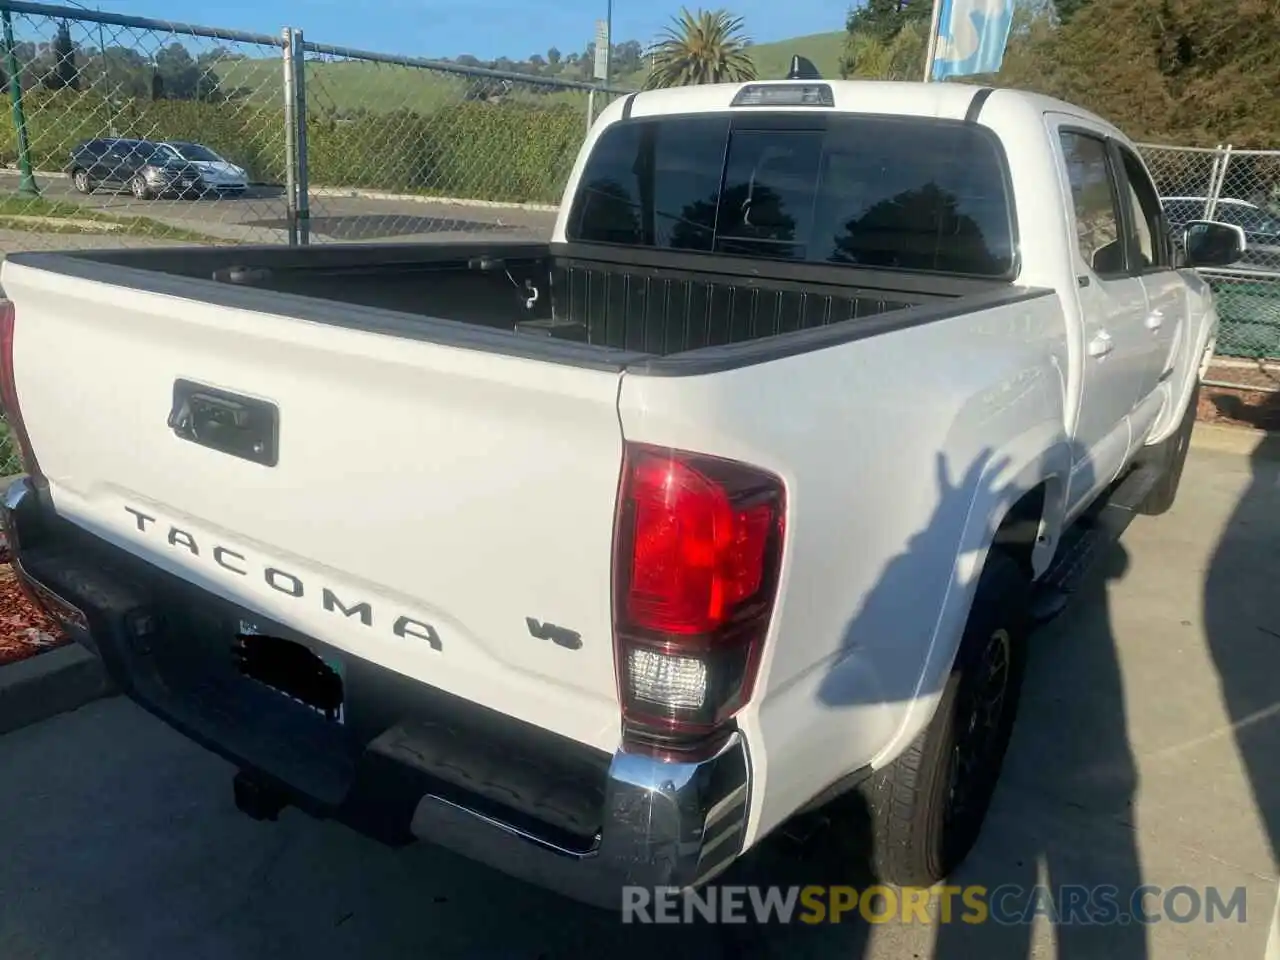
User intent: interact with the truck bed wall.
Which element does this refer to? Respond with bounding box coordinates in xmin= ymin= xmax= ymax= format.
xmin=58 ymin=242 xmax=1002 ymax=358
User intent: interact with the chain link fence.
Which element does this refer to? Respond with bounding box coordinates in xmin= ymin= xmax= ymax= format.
xmin=0 ymin=0 xmax=628 ymax=260
xmin=295 ymin=35 xmax=622 ymax=244
xmin=1139 ymin=143 xmax=1280 ymax=362
xmin=0 ymin=0 xmax=291 ymax=248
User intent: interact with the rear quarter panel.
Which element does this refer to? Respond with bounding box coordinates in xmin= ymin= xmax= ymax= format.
xmin=617 ymin=293 xmax=1071 ymax=846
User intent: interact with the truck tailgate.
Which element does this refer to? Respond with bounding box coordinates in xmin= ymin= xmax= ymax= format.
xmin=3 ymin=260 xmax=627 ymax=752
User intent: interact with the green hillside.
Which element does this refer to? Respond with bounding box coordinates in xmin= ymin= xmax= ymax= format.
xmin=213 ymin=29 xmax=848 ymax=116
xmin=735 ymin=31 xmax=848 ymax=82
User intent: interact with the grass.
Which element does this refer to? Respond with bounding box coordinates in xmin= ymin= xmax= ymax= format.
xmin=0 ymin=194 xmax=216 ymax=242
xmin=217 ymin=57 xmax=597 ymax=116
xmin=735 ymin=31 xmax=848 ymax=83
xmin=211 ymin=30 xmax=849 ymax=116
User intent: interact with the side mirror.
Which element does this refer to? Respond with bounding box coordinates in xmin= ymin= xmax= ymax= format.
xmin=1182 ymin=220 xmax=1246 ymax=268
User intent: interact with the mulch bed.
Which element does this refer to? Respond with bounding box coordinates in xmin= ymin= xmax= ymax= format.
xmin=1201 ymin=361 xmax=1280 ymax=432
xmin=0 ymin=562 xmax=67 ymax=667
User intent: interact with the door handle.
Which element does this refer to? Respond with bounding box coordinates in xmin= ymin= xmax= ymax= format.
xmin=1145 ymin=310 xmax=1164 ymax=331
xmin=1088 ymin=331 xmax=1114 ymax=358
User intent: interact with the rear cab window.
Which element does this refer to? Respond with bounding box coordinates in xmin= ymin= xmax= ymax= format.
xmin=566 ymin=112 xmax=1017 ymax=279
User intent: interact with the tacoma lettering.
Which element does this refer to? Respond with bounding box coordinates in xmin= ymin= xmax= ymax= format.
xmin=126 ymin=505 xmax=441 ymax=649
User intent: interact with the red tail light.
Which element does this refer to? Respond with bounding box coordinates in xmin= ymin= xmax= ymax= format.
xmin=0 ymin=300 xmax=40 ymax=479
xmin=613 ymin=442 xmax=785 ymax=754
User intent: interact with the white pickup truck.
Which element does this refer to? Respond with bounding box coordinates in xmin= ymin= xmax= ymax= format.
xmin=0 ymin=78 xmax=1245 ymax=905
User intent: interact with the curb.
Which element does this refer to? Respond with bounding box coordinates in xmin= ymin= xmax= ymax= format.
xmin=1189 ymin=421 xmax=1280 ymax=459
xmin=0 ymin=642 xmax=115 ymax=736
xmin=307 ymin=185 xmax=560 ymax=213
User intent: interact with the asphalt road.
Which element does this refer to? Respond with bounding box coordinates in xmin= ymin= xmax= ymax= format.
xmin=1 ymin=440 xmax=1278 ymax=959
xmin=0 ymin=169 xmax=558 ymax=248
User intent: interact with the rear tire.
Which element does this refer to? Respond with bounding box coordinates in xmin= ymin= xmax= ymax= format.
xmin=851 ymin=550 xmax=1030 ymax=887
xmin=1134 ymin=379 xmax=1199 ymax=516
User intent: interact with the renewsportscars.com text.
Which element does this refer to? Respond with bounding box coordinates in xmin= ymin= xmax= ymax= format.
xmin=621 ymin=884 xmax=1248 ymax=926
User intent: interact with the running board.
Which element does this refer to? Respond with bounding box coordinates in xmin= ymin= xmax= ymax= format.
xmin=1029 ymin=465 xmax=1161 ymax=624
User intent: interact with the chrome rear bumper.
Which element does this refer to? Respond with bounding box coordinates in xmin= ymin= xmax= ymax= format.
xmin=408 ymin=734 xmax=751 ymax=908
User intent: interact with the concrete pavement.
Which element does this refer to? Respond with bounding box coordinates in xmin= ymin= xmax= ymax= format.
xmin=0 ymin=443 xmax=1277 ymax=959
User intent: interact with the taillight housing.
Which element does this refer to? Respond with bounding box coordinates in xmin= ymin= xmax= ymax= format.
xmin=0 ymin=300 xmax=40 ymax=479
xmin=613 ymin=442 xmax=785 ymax=755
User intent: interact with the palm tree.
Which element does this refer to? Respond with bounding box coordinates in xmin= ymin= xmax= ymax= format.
xmin=643 ymin=8 xmax=757 ymax=90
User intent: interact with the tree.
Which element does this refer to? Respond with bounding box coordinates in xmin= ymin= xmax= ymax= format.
xmin=547 ymin=46 xmax=561 ymax=67
xmin=993 ymin=0 xmax=1280 ymax=147
xmin=1052 ymin=0 xmax=1093 ymax=23
xmin=46 ymin=21 xmax=79 ymax=91
xmin=643 ymin=8 xmax=756 ymax=89
xmin=840 ymin=17 xmax=927 ymax=79
xmin=845 ymin=0 xmax=932 ymax=44
xmin=154 ymin=42 xmax=219 ymax=100
xmin=613 ymin=39 xmax=643 ymax=75
xmin=577 ymin=42 xmax=597 ymax=80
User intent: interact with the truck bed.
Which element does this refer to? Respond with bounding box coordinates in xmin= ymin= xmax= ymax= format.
xmin=39 ymin=241 xmax=1011 ymax=359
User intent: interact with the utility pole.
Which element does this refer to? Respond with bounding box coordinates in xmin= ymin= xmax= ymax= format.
xmin=2 ymin=7 xmax=38 ymax=197
xmin=604 ymin=0 xmax=612 ymax=84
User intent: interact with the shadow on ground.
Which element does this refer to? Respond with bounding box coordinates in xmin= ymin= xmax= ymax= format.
xmin=1208 ymin=387 xmax=1280 ymax=431
xmin=1203 ymin=432 xmax=1280 ymax=905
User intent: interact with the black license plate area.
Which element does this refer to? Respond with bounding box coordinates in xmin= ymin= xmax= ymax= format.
xmin=233 ymin=628 xmax=345 ymax=724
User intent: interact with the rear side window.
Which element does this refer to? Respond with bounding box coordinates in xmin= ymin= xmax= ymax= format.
xmin=1059 ymin=131 xmax=1125 ymax=277
xmin=567 ymin=113 xmax=1016 ymax=278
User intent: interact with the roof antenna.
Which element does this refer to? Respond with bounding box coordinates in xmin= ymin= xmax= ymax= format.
xmin=786 ymin=55 xmax=822 ymax=80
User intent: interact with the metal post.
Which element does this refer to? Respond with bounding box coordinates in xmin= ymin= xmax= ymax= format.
xmin=292 ymin=28 xmax=310 ymax=246
xmin=922 ymin=0 xmax=944 ymax=82
xmin=96 ymin=17 xmax=106 ymax=90
xmin=586 ymin=88 xmax=595 ymax=136
xmin=1204 ymin=144 xmax=1222 ymax=221
xmin=2 ymin=8 xmax=38 ymax=197
xmin=1207 ymin=145 xmax=1232 ymax=222
xmin=604 ymin=0 xmax=612 ymax=85
xmin=281 ymin=27 xmax=297 ymax=246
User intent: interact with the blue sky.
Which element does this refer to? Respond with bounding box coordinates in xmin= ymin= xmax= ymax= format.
xmin=92 ymin=0 xmax=848 ymax=61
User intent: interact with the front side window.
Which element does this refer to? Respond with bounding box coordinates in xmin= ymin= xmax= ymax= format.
xmin=567 ymin=113 xmax=1017 ymax=278
xmin=171 ymin=142 xmax=224 ymax=163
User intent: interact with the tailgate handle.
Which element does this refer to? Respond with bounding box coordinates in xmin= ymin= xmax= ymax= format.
xmin=168 ymin=379 xmax=279 ymax=467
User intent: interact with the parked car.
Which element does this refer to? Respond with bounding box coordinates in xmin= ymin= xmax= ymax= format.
xmin=4 ymin=78 xmax=1241 ymax=907
xmin=67 ymin=138 xmax=206 ymax=200
xmin=1163 ymin=196 xmax=1280 ymax=356
xmin=1162 ymin=196 xmax=1280 ymax=273
xmin=159 ymin=141 xmax=250 ymax=196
